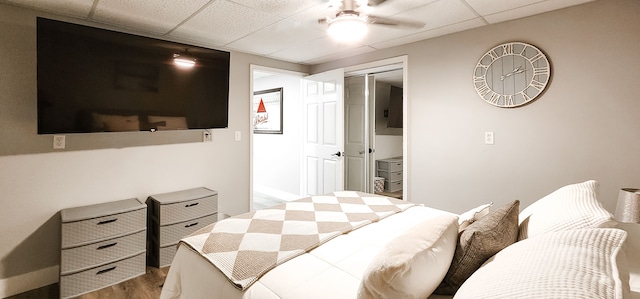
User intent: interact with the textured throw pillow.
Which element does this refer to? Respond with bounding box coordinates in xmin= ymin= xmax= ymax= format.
xmin=434 ymin=200 xmax=519 ymax=295
xmin=358 ymin=214 xmax=459 ymax=299
xmin=518 ymin=180 xmax=615 ymax=240
xmin=458 ymin=202 xmax=493 ymax=230
xmin=454 ymin=228 xmax=629 ymax=299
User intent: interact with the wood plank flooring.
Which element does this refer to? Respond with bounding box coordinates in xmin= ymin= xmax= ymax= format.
xmin=7 ymin=267 xmax=169 ymax=299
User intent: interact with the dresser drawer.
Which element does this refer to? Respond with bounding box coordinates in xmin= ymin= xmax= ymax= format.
xmin=158 ymin=213 xmax=217 ymax=247
xmin=158 ymin=195 xmax=217 ymax=225
xmin=377 ymin=158 xmax=402 ymax=172
xmin=61 ymin=208 xmax=146 ymax=248
xmin=385 ymin=180 xmax=403 ymax=192
xmin=60 ymin=230 xmax=146 ymax=274
xmin=159 ymin=243 xmax=178 ymax=268
xmin=59 ymin=252 xmax=145 ymax=299
xmin=377 ymin=170 xmax=402 ymax=182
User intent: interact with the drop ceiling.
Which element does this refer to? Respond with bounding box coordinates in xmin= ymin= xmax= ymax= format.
xmin=1 ymin=0 xmax=595 ymax=65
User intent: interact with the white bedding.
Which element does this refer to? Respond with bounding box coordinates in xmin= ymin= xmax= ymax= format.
xmin=160 ymin=205 xmax=455 ymax=299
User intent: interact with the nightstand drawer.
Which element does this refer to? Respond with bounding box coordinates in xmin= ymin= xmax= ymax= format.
xmin=159 ymin=195 xmax=217 ymax=225
xmin=60 ymin=230 xmax=146 ymax=274
xmin=377 ymin=158 xmax=402 ymax=172
xmin=377 ymin=170 xmax=402 ymax=182
xmin=385 ymin=180 xmax=403 ymax=192
xmin=158 ymin=213 xmax=217 ymax=247
xmin=61 ymin=208 xmax=146 ymax=248
xmin=59 ymin=252 xmax=145 ymax=299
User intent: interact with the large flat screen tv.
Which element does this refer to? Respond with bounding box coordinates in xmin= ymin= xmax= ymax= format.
xmin=37 ymin=17 xmax=230 ymax=134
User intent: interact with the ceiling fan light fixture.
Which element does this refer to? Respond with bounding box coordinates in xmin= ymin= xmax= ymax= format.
xmin=173 ymin=51 xmax=196 ymax=68
xmin=327 ymin=14 xmax=368 ymax=43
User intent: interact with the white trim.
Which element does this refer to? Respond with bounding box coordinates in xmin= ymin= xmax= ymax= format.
xmin=0 ymin=265 xmax=58 ymax=297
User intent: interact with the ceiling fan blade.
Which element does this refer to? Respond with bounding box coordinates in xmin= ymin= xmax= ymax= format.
xmin=368 ymin=15 xmax=425 ymax=29
xmin=318 ymin=17 xmax=328 ymax=24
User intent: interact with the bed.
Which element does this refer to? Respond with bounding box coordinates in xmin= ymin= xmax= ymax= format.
xmin=160 ymin=181 xmax=640 ymax=299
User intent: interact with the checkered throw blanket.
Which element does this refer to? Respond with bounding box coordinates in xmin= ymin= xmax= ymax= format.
xmin=179 ymin=191 xmax=414 ymax=290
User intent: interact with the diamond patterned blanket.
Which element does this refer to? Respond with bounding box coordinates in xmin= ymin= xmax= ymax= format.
xmin=178 ymin=191 xmax=414 ymax=290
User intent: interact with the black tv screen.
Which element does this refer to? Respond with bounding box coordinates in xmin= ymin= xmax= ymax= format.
xmin=37 ymin=17 xmax=230 ymax=134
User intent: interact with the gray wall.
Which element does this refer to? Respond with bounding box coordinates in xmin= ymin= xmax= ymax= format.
xmin=0 ymin=4 xmax=307 ymax=296
xmin=314 ymin=0 xmax=640 ymax=214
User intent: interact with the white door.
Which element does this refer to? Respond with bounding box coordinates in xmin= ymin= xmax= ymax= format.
xmin=302 ymin=69 xmax=344 ymax=196
xmin=344 ymin=75 xmax=374 ymax=192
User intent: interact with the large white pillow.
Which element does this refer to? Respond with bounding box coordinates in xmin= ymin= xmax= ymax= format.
xmin=455 ymin=228 xmax=629 ymax=299
xmin=518 ymin=180 xmax=615 ymax=240
xmin=358 ymin=214 xmax=458 ymax=299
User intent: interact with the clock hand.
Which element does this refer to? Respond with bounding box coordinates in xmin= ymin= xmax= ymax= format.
xmin=500 ymin=66 xmax=526 ymax=81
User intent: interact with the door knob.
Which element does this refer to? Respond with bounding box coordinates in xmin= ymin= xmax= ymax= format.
xmin=331 ymin=151 xmax=342 ymax=157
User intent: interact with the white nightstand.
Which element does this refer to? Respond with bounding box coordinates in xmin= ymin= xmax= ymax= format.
xmin=146 ymin=187 xmax=218 ymax=268
xmin=59 ymin=198 xmax=146 ymax=299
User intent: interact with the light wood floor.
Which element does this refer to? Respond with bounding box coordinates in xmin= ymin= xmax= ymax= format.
xmin=7 ymin=267 xmax=170 ymax=299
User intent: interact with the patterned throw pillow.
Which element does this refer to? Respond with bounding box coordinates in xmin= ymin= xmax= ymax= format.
xmin=434 ymin=200 xmax=520 ymax=295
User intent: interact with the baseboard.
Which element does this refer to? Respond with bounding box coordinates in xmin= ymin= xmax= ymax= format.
xmin=0 ymin=265 xmax=58 ymax=298
xmin=253 ymin=185 xmax=300 ymax=202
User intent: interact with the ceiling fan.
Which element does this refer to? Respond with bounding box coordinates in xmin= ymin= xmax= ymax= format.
xmin=318 ymin=0 xmax=425 ymax=42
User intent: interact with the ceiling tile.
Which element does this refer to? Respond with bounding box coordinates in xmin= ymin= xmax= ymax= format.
xmin=92 ymin=0 xmax=209 ymax=34
xmin=301 ymin=45 xmax=377 ymax=65
xmin=1 ymin=0 xmax=93 ymax=18
xmin=268 ymin=36 xmax=364 ymax=64
xmin=226 ymin=19 xmax=327 ymax=56
xmin=228 ymin=0 xmax=319 ymax=18
xmin=482 ymin=0 xmax=596 ymax=24
xmin=396 ymin=0 xmax=478 ymax=30
xmin=169 ymin=0 xmax=282 ymax=46
xmin=464 ymin=0 xmax=544 ymax=16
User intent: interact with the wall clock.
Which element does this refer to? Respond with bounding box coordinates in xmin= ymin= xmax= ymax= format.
xmin=473 ymin=42 xmax=551 ymax=108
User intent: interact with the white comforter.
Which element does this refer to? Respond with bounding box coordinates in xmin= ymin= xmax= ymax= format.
xmin=160 ymin=205 xmax=454 ymax=299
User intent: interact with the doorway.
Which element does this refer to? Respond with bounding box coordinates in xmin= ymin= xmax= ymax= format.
xmin=250 ymin=56 xmax=407 ymax=210
xmin=344 ymin=63 xmax=404 ymax=198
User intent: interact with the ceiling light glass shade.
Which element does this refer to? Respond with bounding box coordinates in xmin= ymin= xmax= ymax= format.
xmin=173 ymin=53 xmax=196 ymax=68
xmin=328 ymin=15 xmax=368 ymax=43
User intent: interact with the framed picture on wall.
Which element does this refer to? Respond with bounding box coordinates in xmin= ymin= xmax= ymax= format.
xmin=253 ymin=87 xmax=283 ymax=134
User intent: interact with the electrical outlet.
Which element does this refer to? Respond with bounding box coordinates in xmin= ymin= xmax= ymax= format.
xmin=53 ymin=135 xmax=66 ymax=149
xmin=202 ymin=129 xmax=212 ymax=142
xmin=484 ymin=132 xmax=494 ymax=145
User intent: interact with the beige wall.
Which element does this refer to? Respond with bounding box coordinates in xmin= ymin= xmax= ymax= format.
xmin=313 ymin=0 xmax=640 ymax=214
xmin=0 ymin=4 xmax=307 ymax=296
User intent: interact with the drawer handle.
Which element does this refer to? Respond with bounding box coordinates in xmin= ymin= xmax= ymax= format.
xmin=97 ymin=218 xmax=117 ymax=225
xmin=185 ymin=202 xmax=199 ymax=208
xmin=185 ymin=222 xmax=199 ymax=228
xmin=96 ymin=266 xmax=116 ymax=275
xmin=97 ymin=242 xmax=117 ymax=250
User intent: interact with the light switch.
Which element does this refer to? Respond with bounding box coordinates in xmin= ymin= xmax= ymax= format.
xmin=234 ymin=131 xmax=241 ymax=141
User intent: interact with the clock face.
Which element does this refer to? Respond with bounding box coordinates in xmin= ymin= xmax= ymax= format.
xmin=473 ymin=42 xmax=551 ymax=108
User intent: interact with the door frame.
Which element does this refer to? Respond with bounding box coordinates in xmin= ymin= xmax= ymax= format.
xmin=343 ymin=55 xmax=408 ymax=199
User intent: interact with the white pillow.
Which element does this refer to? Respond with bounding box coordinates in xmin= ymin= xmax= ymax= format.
xmin=455 ymin=228 xmax=629 ymax=299
xmin=458 ymin=202 xmax=493 ymax=230
xmin=518 ymin=180 xmax=615 ymax=240
xmin=358 ymin=214 xmax=458 ymax=299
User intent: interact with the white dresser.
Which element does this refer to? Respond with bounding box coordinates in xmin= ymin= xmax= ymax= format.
xmin=376 ymin=157 xmax=403 ymax=192
xmin=59 ymin=198 xmax=147 ymax=299
xmin=146 ymin=187 xmax=218 ymax=268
